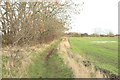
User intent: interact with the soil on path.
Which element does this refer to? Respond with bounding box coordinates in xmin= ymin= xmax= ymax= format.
xmin=59 ymin=37 xmax=104 ymax=78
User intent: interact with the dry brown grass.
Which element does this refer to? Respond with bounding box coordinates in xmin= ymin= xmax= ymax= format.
xmin=2 ymin=41 xmax=55 ymax=78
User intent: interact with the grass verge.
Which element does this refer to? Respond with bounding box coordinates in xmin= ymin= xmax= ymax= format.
xmin=28 ymin=40 xmax=73 ymax=78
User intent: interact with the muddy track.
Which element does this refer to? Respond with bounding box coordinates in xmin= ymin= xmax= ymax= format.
xmin=59 ymin=37 xmax=104 ymax=78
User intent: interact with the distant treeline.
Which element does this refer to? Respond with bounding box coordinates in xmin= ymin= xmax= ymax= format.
xmin=66 ymin=32 xmax=120 ymax=37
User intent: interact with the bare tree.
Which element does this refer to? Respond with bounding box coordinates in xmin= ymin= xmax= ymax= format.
xmin=0 ymin=0 xmax=81 ymax=46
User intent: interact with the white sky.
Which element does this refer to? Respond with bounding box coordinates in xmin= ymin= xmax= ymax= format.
xmin=69 ymin=0 xmax=119 ymax=34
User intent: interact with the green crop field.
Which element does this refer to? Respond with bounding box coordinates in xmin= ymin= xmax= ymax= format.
xmin=69 ymin=37 xmax=118 ymax=76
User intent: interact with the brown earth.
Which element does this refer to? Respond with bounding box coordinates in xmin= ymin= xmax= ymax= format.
xmin=59 ymin=37 xmax=104 ymax=78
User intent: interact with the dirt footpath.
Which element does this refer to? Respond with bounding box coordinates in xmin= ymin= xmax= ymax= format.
xmin=59 ymin=37 xmax=104 ymax=78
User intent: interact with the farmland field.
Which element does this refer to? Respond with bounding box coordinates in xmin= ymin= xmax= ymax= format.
xmin=69 ymin=37 xmax=118 ymax=76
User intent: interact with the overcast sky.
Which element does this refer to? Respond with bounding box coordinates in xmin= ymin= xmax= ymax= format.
xmin=69 ymin=0 xmax=119 ymax=34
